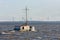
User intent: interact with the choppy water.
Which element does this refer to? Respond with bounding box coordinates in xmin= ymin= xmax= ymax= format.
xmin=0 ymin=21 xmax=60 ymax=40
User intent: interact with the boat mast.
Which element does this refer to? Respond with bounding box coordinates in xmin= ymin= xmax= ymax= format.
xmin=25 ymin=7 xmax=28 ymax=25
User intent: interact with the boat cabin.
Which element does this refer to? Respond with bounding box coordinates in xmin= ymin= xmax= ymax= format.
xmin=14 ymin=25 xmax=36 ymax=32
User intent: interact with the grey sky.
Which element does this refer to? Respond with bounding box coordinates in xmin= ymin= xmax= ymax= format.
xmin=0 ymin=0 xmax=60 ymax=21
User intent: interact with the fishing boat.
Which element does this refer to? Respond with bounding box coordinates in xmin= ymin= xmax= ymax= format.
xmin=14 ymin=7 xmax=36 ymax=32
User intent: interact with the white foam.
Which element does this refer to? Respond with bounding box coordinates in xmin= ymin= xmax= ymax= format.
xmin=1 ymin=32 xmax=11 ymax=34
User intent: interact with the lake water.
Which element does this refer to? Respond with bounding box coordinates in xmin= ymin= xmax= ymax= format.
xmin=0 ymin=21 xmax=60 ymax=40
